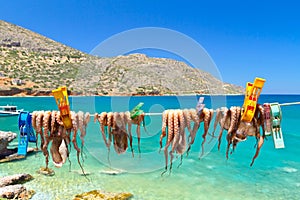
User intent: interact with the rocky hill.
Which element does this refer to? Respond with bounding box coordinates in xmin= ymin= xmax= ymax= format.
xmin=0 ymin=20 xmax=243 ymax=96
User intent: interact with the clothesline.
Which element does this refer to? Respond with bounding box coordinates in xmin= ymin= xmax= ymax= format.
xmin=279 ymin=102 xmax=300 ymax=106
xmin=88 ymin=101 xmax=300 ymax=117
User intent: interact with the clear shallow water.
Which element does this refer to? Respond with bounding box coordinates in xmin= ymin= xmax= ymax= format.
xmin=0 ymin=95 xmax=299 ymax=200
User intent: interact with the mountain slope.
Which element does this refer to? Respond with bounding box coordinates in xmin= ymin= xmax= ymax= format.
xmin=0 ymin=20 xmax=243 ymax=95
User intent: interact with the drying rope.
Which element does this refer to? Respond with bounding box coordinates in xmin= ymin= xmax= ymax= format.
xmin=279 ymin=102 xmax=300 ymax=106
xmin=88 ymin=101 xmax=300 ymax=117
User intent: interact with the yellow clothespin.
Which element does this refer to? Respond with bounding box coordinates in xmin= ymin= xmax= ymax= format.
xmin=52 ymin=86 xmax=73 ymax=129
xmin=241 ymin=77 xmax=265 ymax=122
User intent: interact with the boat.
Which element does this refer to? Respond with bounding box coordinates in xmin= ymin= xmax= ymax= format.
xmin=0 ymin=105 xmax=24 ymax=117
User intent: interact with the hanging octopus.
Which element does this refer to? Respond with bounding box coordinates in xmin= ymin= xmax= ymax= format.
xmin=212 ymin=104 xmax=266 ymax=166
xmin=160 ymin=109 xmax=189 ymax=175
xmin=95 ymin=111 xmax=139 ymax=158
xmin=32 ymin=110 xmax=90 ymax=175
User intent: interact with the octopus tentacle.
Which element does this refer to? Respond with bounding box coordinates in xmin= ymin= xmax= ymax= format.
xmin=211 ymin=108 xmax=221 ymax=138
xmin=160 ymin=110 xmax=169 ymax=151
xmin=169 ymin=110 xmax=180 ymax=173
xmin=131 ymin=113 xmax=145 ymax=155
xmin=248 ymin=105 xmax=265 ymax=166
xmin=176 ymin=110 xmax=186 ymax=168
xmin=176 ymin=110 xmax=186 ymax=154
xmin=257 ymin=104 xmax=265 ymax=137
xmin=50 ymin=111 xmax=57 ymax=134
xmin=112 ymin=112 xmax=120 ymax=153
xmin=55 ymin=111 xmax=64 ymax=126
xmin=250 ymin=133 xmax=264 ymax=166
xmin=31 ymin=111 xmax=38 ymax=148
xmin=186 ymin=109 xmax=200 ymax=156
xmin=125 ymin=111 xmax=134 ymax=157
xmin=230 ymin=106 xmax=241 ymax=153
xmin=226 ymin=106 xmax=238 ymax=159
xmin=107 ymin=112 xmax=114 ymax=146
xmin=78 ymin=111 xmax=90 ymax=161
xmin=200 ymin=108 xmax=214 ymax=158
xmin=190 ymin=109 xmax=200 ymax=145
xmin=97 ymin=112 xmax=109 ymax=147
xmin=162 ymin=110 xmax=174 ymax=176
xmin=78 ymin=111 xmax=84 ymax=139
xmin=218 ymin=107 xmax=230 ymax=150
xmin=182 ymin=109 xmax=192 ymax=140
xmin=35 ymin=111 xmax=45 ymax=150
xmin=42 ymin=111 xmax=52 ymax=169
xmin=107 ymin=112 xmax=113 ymax=133
xmin=31 ymin=111 xmax=38 ymax=131
xmin=70 ymin=111 xmax=86 ymax=176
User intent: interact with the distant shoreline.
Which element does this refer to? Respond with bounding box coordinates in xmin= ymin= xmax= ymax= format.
xmin=3 ymin=94 xmax=300 ymax=98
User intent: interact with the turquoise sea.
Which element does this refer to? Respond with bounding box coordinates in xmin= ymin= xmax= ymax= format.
xmin=0 ymin=95 xmax=299 ymax=200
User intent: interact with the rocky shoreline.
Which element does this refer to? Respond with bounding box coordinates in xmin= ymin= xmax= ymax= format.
xmin=0 ymin=87 xmax=243 ymax=97
xmin=0 ymin=88 xmax=51 ymax=96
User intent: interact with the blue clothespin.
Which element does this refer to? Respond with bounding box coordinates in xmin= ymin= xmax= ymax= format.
xmin=18 ymin=111 xmax=36 ymax=143
xmin=196 ymin=97 xmax=205 ymax=115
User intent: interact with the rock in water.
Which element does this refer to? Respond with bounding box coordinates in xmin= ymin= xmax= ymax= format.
xmin=36 ymin=167 xmax=55 ymax=176
xmin=0 ymin=131 xmax=17 ymax=153
xmin=0 ymin=173 xmax=35 ymax=199
xmin=0 ymin=173 xmax=33 ymax=187
xmin=74 ymin=190 xmax=133 ymax=200
xmin=0 ymin=184 xmax=35 ymax=199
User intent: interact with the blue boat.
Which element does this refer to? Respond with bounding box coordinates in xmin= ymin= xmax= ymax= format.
xmin=0 ymin=105 xmax=23 ymax=117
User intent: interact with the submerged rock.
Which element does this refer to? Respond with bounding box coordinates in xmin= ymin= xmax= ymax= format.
xmin=0 ymin=173 xmax=35 ymax=199
xmin=74 ymin=190 xmax=133 ymax=200
xmin=0 ymin=184 xmax=35 ymax=199
xmin=0 ymin=173 xmax=33 ymax=187
xmin=36 ymin=167 xmax=55 ymax=176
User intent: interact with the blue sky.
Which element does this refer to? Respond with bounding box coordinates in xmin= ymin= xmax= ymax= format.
xmin=1 ymin=0 xmax=300 ymax=94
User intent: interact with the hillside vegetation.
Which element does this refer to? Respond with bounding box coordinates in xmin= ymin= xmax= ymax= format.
xmin=0 ymin=20 xmax=243 ymax=96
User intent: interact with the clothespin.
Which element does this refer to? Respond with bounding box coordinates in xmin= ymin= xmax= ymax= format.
xmin=241 ymin=77 xmax=265 ymax=122
xmin=263 ymin=103 xmax=272 ymax=136
xmin=17 ymin=111 xmax=37 ymax=156
xmin=270 ymin=103 xmax=285 ymax=148
xmin=130 ymin=102 xmax=144 ymax=120
xmin=196 ymin=97 xmax=205 ymax=115
xmin=18 ymin=111 xmax=36 ymax=143
xmin=52 ymin=86 xmax=73 ymax=129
